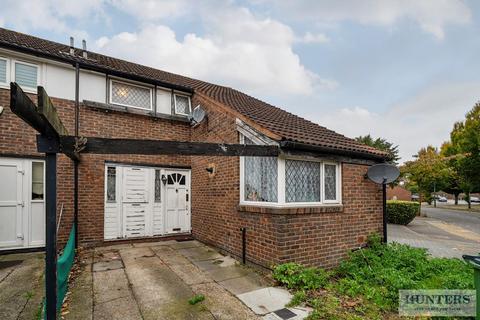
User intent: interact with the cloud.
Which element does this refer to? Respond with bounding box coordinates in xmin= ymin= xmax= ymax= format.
xmin=109 ymin=0 xmax=191 ymax=20
xmin=318 ymin=82 xmax=480 ymax=162
xmin=0 ymin=0 xmax=105 ymax=34
xmin=297 ymin=32 xmax=330 ymax=44
xmin=94 ymin=6 xmax=335 ymax=95
xmin=260 ymin=0 xmax=471 ymax=40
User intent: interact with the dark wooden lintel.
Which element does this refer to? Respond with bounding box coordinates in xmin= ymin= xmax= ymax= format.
xmin=42 ymin=136 xmax=280 ymax=157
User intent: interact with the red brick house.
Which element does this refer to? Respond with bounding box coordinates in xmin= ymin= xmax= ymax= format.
xmin=0 ymin=28 xmax=387 ymax=268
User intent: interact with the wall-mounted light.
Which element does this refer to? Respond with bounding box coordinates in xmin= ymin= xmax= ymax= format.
xmin=161 ymin=174 xmax=167 ymax=185
xmin=206 ymin=163 xmax=216 ymax=177
xmin=0 ymin=106 xmax=4 ymax=116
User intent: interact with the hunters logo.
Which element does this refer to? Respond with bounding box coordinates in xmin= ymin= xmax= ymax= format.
xmin=399 ymin=290 xmax=476 ymax=317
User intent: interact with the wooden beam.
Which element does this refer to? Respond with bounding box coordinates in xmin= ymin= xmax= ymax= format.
xmin=9 ymin=83 xmax=55 ymax=137
xmin=36 ymin=135 xmax=79 ymax=161
xmin=43 ymin=136 xmax=280 ymax=156
xmin=38 ymin=86 xmax=68 ymax=136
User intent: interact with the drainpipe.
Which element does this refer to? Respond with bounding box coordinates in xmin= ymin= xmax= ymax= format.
xmin=240 ymin=227 xmax=247 ymax=264
xmin=74 ymin=62 xmax=80 ymax=248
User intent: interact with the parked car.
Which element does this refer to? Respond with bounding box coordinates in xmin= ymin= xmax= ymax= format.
xmin=434 ymin=195 xmax=448 ymax=202
xmin=470 ymin=196 xmax=480 ymax=203
xmin=411 ymin=194 xmax=419 ymax=201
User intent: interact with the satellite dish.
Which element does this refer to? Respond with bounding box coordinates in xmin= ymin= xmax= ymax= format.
xmin=366 ymin=163 xmax=400 ymax=184
xmin=190 ymin=105 xmax=207 ymax=126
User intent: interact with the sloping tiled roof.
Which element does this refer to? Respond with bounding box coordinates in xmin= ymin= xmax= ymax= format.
xmin=0 ymin=27 xmax=387 ymax=160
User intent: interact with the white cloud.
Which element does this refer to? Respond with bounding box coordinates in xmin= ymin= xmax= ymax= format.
xmin=260 ymin=0 xmax=471 ymax=40
xmin=94 ymin=6 xmax=335 ymax=95
xmin=0 ymin=0 xmax=105 ymax=36
xmin=297 ymin=32 xmax=330 ymax=44
xmin=318 ymin=82 xmax=480 ymax=162
xmin=109 ymin=0 xmax=191 ymax=20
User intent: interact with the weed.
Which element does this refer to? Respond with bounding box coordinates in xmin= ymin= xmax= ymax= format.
xmin=188 ymin=294 xmax=205 ymax=305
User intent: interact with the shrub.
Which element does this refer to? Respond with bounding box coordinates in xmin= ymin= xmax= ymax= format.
xmin=272 ymin=262 xmax=330 ymax=290
xmin=335 ymin=233 xmax=474 ymax=311
xmin=386 ymin=200 xmax=419 ymax=225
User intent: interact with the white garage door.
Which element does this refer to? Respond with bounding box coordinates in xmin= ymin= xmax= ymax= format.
xmin=0 ymin=158 xmax=45 ymax=250
xmin=104 ymin=164 xmax=191 ymax=240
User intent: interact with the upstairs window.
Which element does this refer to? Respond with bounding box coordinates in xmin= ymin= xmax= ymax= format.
xmin=0 ymin=57 xmax=8 ymax=86
xmin=110 ymin=80 xmax=152 ymax=110
xmin=174 ymin=94 xmax=191 ymax=115
xmin=14 ymin=61 xmax=38 ymax=91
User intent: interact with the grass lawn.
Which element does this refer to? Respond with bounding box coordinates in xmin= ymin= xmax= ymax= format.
xmin=273 ymin=234 xmax=475 ymax=320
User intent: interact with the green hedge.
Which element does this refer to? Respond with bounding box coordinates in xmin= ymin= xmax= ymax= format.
xmin=386 ymin=200 xmax=419 ymax=225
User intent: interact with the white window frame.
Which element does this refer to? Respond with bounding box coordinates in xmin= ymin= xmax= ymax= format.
xmin=239 ymin=133 xmax=342 ymax=207
xmin=0 ymin=56 xmax=10 ymax=89
xmin=31 ymin=160 xmax=45 ymax=203
xmin=173 ymin=93 xmax=191 ymax=115
xmin=109 ymin=79 xmax=153 ymax=111
xmin=322 ymin=162 xmax=342 ymax=204
xmin=12 ymin=59 xmax=40 ymax=93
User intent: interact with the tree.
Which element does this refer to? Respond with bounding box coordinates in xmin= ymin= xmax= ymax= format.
xmin=443 ymin=104 xmax=480 ymax=208
xmin=402 ymin=146 xmax=450 ymax=206
xmin=355 ymin=134 xmax=400 ymax=164
xmin=440 ymin=142 xmax=462 ymax=205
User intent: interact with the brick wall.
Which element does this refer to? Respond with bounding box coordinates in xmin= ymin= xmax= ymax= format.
xmin=1 ymin=87 xmax=382 ymax=268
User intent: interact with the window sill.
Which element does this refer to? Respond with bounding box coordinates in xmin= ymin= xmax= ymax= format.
xmin=83 ymin=100 xmax=190 ymax=123
xmin=237 ymin=204 xmax=343 ymax=215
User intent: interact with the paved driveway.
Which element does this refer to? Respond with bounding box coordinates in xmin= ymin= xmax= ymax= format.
xmin=64 ymin=240 xmax=309 ymax=320
xmin=388 ymin=206 xmax=480 ymax=258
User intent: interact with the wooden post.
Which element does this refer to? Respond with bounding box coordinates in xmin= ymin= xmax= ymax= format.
xmin=45 ymin=150 xmax=57 ymax=319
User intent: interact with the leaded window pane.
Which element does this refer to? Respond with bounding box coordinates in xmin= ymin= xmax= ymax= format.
xmin=175 ymin=95 xmax=190 ymax=114
xmin=244 ymin=157 xmax=277 ymax=202
xmin=286 ymin=160 xmax=320 ymax=203
xmin=107 ymin=167 xmax=116 ymax=202
xmin=243 ymin=135 xmax=277 ymax=202
xmin=154 ymin=170 xmax=161 ymax=202
xmin=324 ymin=164 xmax=337 ymax=200
xmin=0 ymin=59 xmax=6 ymax=83
xmin=111 ymin=81 xmax=151 ymax=109
xmin=15 ymin=62 xmax=37 ymax=89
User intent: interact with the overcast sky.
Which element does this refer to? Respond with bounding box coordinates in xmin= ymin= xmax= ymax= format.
xmin=1 ymin=0 xmax=479 ymax=162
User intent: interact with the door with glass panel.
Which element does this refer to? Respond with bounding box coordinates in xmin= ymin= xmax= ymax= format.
xmin=164 ymin=170 xmax=191 ymax=234
xmin=121 ymin=167 xmax=149 ymax=238
xmin=0 ymin=158 xmax=45 ymax=250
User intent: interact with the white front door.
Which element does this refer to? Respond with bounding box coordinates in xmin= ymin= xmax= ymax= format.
xmin=122 ymin=167 xmax=149 ymax=238
xmin=164 ymin=170 xmax=191 ymax=234
xmin=0 ymin=158 xmax=45 ymax=250
xmin=0 ymin=159 xmax=23 ymax=248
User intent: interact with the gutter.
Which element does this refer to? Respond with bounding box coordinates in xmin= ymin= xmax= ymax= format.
xmin=0 ymin=42 xmax=194 ymax=94
xmin=279 ymin=140 xmax=388 ymax=162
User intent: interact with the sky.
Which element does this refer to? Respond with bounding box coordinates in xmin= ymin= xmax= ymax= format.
xmin=1 ymin=0 xmax=479 ymax=162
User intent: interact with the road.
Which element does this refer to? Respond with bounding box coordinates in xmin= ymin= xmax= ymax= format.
xmin=388 ymin=206 xmax=480 ymax=259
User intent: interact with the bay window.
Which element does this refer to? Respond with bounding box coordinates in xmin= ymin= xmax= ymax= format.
xmin=240 ymin=134 xmax=341 ymax=206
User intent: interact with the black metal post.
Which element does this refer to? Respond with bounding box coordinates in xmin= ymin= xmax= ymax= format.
xmin=45 ymin=151 xmax=57 ymax=319
xmin=240 ymin=227 xmax=246 ymax=264
xmin=73 ymin=62 xmax=80 ymax=248
xmin=382 ymin=182 xmax=387 ymax=244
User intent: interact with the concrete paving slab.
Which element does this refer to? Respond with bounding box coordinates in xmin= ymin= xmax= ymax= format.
xmin=119 ymin=247 xmax=211 ymax=320
xmin=168 ymin=260 xmax=212 ymax=285
xmin=218 ymin=272 xmax=270 ymax=295
xmin=237 ymin=287 xmax=292 ymax=315
xmin=0 ymin=252 xmax=44 ymax=320
xmin=93 ymin=268 xmax=132 ymax=304
xmin=151 ymin=245 xmax=192 ymax=265
xmin=94 ymin=296 xmax=142 ymax=320
xmin=203 ymin=264 xmax=253 ymax=282
xmin=64 ymin=259 xmax=93 ymax=320
xmin=168 ymin=240 xmax=205 ymax=250
xmin=178 ymin=246 xmax=224 ymax=262
xmin=132 ymin=240 xmax=177 ymax=247
xmin=192 ymin=282 xmax=259 ymax=320
xmin=94 ymin=250 xmax=122 ymax=263
xmin=92 ymin=260 xmax=124 ymax=272
xmin=95 ymin=243 xmax=133 ymax=252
